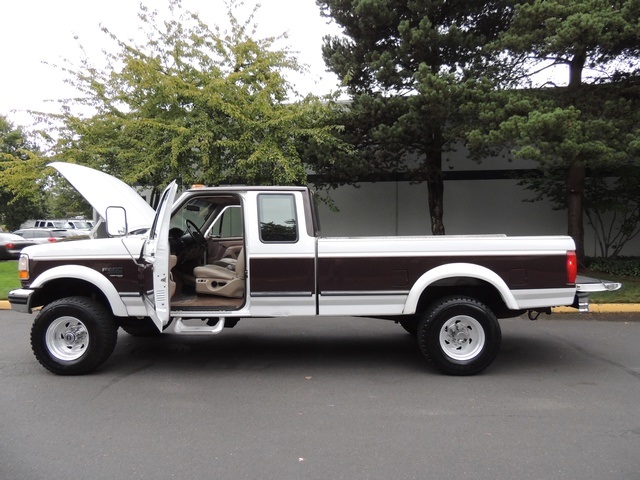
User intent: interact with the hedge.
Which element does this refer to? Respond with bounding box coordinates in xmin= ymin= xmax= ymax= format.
xmin=584 ymin=257 xmax=640 ymax=277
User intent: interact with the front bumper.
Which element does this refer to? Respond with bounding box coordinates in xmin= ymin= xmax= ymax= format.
xmin=8 ymin=288 xmax=34 ymax=314
xmin=573 ymin=275 xmax=622 ymax=312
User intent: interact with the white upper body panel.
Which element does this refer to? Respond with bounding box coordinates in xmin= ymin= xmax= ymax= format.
xmin=317 ymin=235 xmax=576 ymax=257
xmin=21 ymin=236 xmax=144 ymax=259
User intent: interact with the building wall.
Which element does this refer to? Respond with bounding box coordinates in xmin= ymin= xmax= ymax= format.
xmin=315 ymin=147 xmax=640 ymax=256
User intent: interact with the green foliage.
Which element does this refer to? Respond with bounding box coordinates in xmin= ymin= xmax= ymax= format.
xmin=467 ymin=0 xmax=640 ymax=258
xmin=46 ymin=181 xmax=92 ymax=219
xmin=48 ymin=0 xmax=349 ymax=200
xmin=496 ymin=0 xmax=640 ymax=78
xmin=318 ymin=0 xmax=515 ymax=234
xmin=583 ymin=164 xmax=640 ymax=258
xmin=0 ymin=116 xmax=48 ymax=230
xmin=584 ymin=257 xmax=640 ymax=278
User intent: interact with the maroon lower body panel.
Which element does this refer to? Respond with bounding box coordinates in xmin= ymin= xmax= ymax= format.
xmin=249 ymin=257 xmax=315 ymax=295
xmin=317 ymin=254 xmax=569 ymax=294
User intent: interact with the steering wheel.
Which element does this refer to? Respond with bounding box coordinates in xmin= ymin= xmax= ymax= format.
xmin=185 ymin=219 xmax=207 ymax=248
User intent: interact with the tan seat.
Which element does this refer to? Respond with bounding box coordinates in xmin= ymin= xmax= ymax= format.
xmin=193 ymin=248 xmax=245 ymax=298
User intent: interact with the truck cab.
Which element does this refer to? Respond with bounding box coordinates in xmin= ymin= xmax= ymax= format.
xmin=141 ymin=184 xmax=320 ymax=332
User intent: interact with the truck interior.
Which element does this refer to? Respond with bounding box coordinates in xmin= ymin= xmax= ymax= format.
xmin=166 ymin=193 xmax=245 ymax=311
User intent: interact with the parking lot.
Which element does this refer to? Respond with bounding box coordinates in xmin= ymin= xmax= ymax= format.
xmin=1 ymin=310 xmax=639 ymax=480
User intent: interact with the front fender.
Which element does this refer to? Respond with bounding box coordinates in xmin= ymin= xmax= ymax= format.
xmin=402 ymin=262 xmax=519 ymax=314
xmin=29 ymin=265 xmax=128 ymax=316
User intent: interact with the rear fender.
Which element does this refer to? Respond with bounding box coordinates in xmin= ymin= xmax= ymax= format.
xmin=402 ymin=263 xmax=519 ymax=314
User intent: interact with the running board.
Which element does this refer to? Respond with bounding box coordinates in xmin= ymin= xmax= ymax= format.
xmin=164 ymin=317 xmax=226 ymax=335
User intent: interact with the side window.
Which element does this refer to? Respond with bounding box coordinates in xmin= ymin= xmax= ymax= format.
xmin=258 ymin=194 xmax=298 ymax=243
xmin=209 ymin=206 xmax=243 ymax=238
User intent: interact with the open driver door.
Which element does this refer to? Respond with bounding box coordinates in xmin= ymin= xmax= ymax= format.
xmin=143 ymin=181 xmax=178 ymax=331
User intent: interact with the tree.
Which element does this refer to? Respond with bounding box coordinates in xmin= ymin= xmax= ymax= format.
xmin=48 ymin=0 xmax=349 ymax=205
xmin=0 ymin=115 xmax=48 ymax=230
xmin=584 ymin=165 xmax=640 ymax=257
xmin=514 ymin=148 xmax=640 ymax=258
xmin=476 ymin=0 xmax=640 ymax=259
xmin=317 ymin=0 xmax=514 ymax=234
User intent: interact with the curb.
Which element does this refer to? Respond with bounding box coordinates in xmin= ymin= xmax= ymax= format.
xmin=553 ymin=304 xmax=640 ymax=313
xmin=1 ymin=299 xmax=638 ymax=312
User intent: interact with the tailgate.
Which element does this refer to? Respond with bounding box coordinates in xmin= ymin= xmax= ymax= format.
xmin=574 ymin=275 xmax=622 ymax=312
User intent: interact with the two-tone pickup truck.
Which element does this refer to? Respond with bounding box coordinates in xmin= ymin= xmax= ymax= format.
xmin=9 ymin=162 xmax=620 ymax=376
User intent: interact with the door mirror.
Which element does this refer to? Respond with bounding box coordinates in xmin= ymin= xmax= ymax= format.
xmin=106 ymin=206 xmax=128 ymax=237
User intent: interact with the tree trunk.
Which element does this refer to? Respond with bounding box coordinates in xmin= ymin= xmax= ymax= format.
xmin=425 ymin=132 xmax=445 ymax=235
xmin=426 ymin=161 xmax=445 ymax=235
xmin=568 ymin=53 xmax=585 ymax=89
xmin=567 ymin=160 xmax=586 ymax=261
xmin=566 ymin=50 xmax=587 ymax=260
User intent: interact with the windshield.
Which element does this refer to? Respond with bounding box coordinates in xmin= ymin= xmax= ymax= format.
xmin=170 ymin=198 xmax=219 ymax=232
xmin=169 ymin=194 xmax=242 ymax=237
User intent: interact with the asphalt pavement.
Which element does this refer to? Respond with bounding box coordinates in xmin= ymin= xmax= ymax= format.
xmin=1 ymin=309 xmax=639 ymax=480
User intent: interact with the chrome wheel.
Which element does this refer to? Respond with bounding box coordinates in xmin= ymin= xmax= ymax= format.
xmin=418 ymin=296 xmax=501 ymax=375
xmin=31 ymin=297 xmax=118 ymax=375
xmin=45 ymin=316 xmax=90 ymax=361
xmin=439 ymin=315 xmax=485 ymax=361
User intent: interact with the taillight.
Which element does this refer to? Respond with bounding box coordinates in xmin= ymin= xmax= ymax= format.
xmin=18 ymin=254 xmax=29 ymax=280
xmin=567 ymin=251 xmax=577 ymax=284
xmin=6 ymin=243 xmax=14 ymax=249
xmin=47 ymin=237 xmax=57 ymax=243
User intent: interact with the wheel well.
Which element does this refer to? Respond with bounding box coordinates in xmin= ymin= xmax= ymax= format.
xmin=416 ymin=277 xmax=522 ymax=319
xmin=30 ymin=278 xmax=112 ymax=314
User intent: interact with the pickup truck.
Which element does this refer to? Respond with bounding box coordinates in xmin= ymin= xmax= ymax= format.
xmin=9 ymin=162 xmax=621 ymax=376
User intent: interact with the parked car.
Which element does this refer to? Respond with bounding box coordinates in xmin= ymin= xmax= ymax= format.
xmin=33 ymin=220 xmax=73 ymax=229
xmin=12 ymin=228 xmax=85 ymax=244
xmin=66 ymin=219 xmax=93 ymax=230
xmin=0 ymin=232 xmax=36 ymax=260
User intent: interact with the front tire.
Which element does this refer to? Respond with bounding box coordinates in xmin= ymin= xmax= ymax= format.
xmin=418 ymin=296 xmax=501 ymax=376
xmin=30 ymin=297 xmax=118 ymax=375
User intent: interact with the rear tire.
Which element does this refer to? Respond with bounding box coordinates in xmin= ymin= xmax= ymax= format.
xmin=418 ymin=296 xmax=501 ymax=376
xmin=30 ymin=297 xmax=118 ymax=375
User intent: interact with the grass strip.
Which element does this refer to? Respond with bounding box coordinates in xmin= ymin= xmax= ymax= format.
xmin=0 ymin=261 xmax=20 ymax=300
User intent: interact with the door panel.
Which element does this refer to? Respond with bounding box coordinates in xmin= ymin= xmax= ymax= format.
xmin=143 ymin=181 xmax=178 ymax=330
xmin=246 ymin=192 xmax=317 ymax=316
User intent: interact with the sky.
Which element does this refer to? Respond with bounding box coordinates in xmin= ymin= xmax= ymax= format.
xmin=0 ymin=0 xmax=343 ymax=129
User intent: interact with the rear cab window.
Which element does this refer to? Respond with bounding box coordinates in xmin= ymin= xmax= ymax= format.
xmin=257 ymin=194 xmax=298 ymax=243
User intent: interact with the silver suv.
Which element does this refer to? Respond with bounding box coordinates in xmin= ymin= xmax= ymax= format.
xmin=33 ymin=220 xmax=73 ymax=229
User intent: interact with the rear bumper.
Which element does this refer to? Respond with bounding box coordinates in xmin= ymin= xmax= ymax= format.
xmin=573 ymin=276 xmax=622 ymax=312
xmin=8 ymin=288 xmax=34 ymax=314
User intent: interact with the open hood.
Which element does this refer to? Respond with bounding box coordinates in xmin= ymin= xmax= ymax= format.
xmin=49 ymin=162 xmax=155 ymax=229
